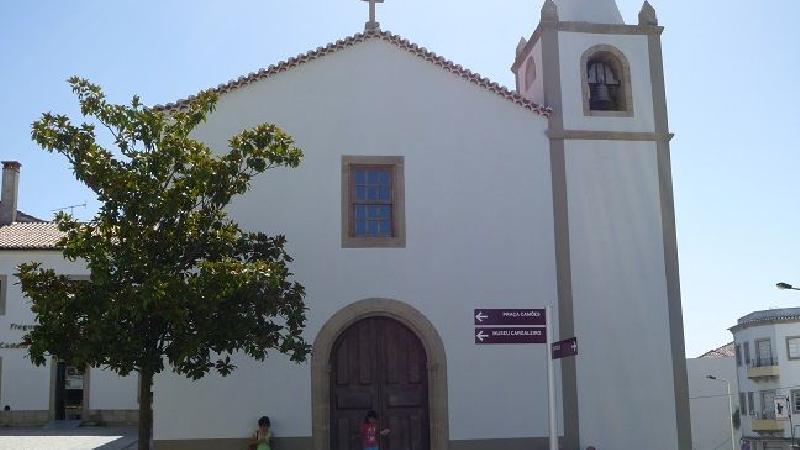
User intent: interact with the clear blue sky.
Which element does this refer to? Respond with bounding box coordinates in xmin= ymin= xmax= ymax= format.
xmin=1 ymin=0 xmax=798 ymax=357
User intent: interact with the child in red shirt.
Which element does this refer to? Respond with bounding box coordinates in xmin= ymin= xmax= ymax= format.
xmin=360 ymin=410 xmax=390 ymax=450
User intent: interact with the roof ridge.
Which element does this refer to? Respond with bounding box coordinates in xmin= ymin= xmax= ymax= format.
xmin=0 ymin=221 xmax=59 ymax=226
xmin=699 ymin=341 xmax=734 ymax=358
xmin=154 ymin=29 xmax=551 ymax=116
xmin=0 ymin=221 xmax=64 ymax=250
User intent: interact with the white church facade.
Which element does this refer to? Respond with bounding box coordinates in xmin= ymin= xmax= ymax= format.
xmin=0 ymin=0 xmax=690 ymax=449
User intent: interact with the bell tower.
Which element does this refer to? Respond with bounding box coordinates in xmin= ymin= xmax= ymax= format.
xmin=512 ymin=1 xmax=690 ymax=449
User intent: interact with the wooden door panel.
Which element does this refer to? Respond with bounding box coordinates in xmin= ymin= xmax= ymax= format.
xmin=336 ymin=415 xmax=362 ymax=450
xmin=384 ymin=385 xmax=425 ymax=407
xmin=335 ymin=389 xmax=374 ymax=410
xmin=384 ymin=413 xmax=426 ymax=450
xmin=358 ymin=323 xmax=374 ymax=384
xmin=331 ymin=317 xmax=430 ymax=450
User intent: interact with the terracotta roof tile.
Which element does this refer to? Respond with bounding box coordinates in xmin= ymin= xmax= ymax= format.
xmin=154 ymin=29 xmax=551 ymax=116
xmin=0 ymin=223 xmax=63 ymax=250
xmin=699 ymin=342 xmax=735 ymax=358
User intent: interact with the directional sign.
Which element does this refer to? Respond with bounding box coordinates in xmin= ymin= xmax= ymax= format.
xmin=473 ymin=309 xmax=546 ymax=326
xmin=551 ymin=337 xmax=578 ymax=359
xmin=474 ymin=327 xmax=547 ymax=344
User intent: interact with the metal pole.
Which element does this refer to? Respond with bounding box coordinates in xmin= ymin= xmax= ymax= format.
xmin=788 ymin=399 xmax=794 ymax=448
xmin=726 ymin=380 xmax=736 ymax=450
xmin=546 ymin=304 xmax=558 ymax=450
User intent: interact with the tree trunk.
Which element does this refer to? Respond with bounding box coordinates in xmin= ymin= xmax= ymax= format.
xmin=138 ymin=369 xmax=153 ymax=450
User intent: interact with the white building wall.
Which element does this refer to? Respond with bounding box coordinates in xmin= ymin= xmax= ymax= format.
xmin=687 ymin=356 xmax=739 ymax=450
xmin=518 ymin=39 xmax=545 ymax=106
xmin=88 ymin=369 xmax=138 ymax=411
xmin=0 ymin=251 xmax=84 ymax=411
xmin=774 ymin=324 xmax=800 ymax=389
xmin=152 ymin=38 xmax=559 ymax=441
xmin=0 ymin=250 xmax=137 ymax=414
xmin=735 ymin=324 xmax=779 ymax=437
xmin=552 ymin=22 xmax=679 ymax=449
xmin=1 ymin=350 xmax=50 ymax=410
xmin=734 ymin=321 xmax=800 ymax=441
xmin=565 ymin=139 xmax=678 ymax=450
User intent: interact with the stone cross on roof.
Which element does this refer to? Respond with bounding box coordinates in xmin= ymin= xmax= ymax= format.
xmin=363 ymin=0 xmax=385 ymax=31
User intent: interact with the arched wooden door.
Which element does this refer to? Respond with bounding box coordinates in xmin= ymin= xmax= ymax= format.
xmin=330 ymin=317 xmax=430 ymax=450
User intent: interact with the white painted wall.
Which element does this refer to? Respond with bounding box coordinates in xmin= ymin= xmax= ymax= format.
xmin=152 ymin=38 xmax=560 ymax=441
xmin=734 ymin=321 xmax=800 ymax=440
xmin=0 ymin=251 xmax=84 ymax=411
xmin=89 ymin=369 xmax=138 ymax=411
xmin=558 ymin=31 xmax=656 ymax=133
xmin=0 ymin=250 xmax=137 ymax=413
xmin=565 ymin=140 xmax=677 ymax=450
xmin=518 ymin=39 xmax=545 ymax=106
xmin=1 ymin=349 xmax=50 ymax=410
xmin=687 ymin=356 xmax=739 ymax=450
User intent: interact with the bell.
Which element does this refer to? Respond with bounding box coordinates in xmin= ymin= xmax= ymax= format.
xmin=590 ymin=82 xmax=615 ymax=111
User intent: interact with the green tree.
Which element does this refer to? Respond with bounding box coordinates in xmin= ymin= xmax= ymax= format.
xmin=17 ymin=77 xmax=309 ymax=449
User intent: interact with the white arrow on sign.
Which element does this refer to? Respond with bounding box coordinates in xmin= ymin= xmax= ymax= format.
xmin=475 ymin=311 xmax=488 ymax=322
xmin=476 ymin=330 xmax=488 ymax=342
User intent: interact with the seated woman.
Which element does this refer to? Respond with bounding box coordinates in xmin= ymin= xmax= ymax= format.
xmin=250 ymin=416 xmax=272 ymax=450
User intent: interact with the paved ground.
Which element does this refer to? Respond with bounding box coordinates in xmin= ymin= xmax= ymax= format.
xmin=0 ymin=422 xmax=137 ymax=450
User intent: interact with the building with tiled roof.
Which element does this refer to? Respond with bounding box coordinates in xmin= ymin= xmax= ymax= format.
xmin=731 ymin=309 xmax=800 ymax=449
xmin=699 ymin=342 xmax=736 ymax=358
xmin=0 ymin=161 xmax=138 ymax=426
xmin=155 ymin=29 xmax=551 ymax=117
xmin=151 ymin=1 xmax=688 ymax=448
xmin=688 ymin=342 xmax=738 ymax=450
xmin=3 ymin=1 xmax=691 ymax=447
xmin=0 ymin=222 xmax=64 ymax=250
xmin=0 ymin=162 xmax=63 ymax=250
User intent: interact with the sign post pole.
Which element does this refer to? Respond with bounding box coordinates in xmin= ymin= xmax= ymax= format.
xmin=547 ymin=304 xmax=558 ymax=450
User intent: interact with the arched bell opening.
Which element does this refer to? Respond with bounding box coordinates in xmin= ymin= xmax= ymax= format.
xmin=581 ymin=45 xmax=634 ymax=117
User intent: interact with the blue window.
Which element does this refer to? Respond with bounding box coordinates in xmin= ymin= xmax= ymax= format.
xmin=351 ymin=167 xmax=393 ymax=237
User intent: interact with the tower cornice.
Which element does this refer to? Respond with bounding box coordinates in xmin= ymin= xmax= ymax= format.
xmin=511 ymin=22 xmax=663 ymax=73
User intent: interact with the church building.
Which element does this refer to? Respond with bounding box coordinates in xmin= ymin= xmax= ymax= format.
xmin=0 ymin=0 xmax=690 ymax=449
xmin=151 ymin=1 xmax=689 ymax=449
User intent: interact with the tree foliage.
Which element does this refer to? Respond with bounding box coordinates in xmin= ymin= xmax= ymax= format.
xmin=18 ymin=77 xmax=309 ymax=383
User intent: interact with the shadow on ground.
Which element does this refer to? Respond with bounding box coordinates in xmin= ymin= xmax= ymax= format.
xmin=0 ymin=421 xmax=137 ymax=449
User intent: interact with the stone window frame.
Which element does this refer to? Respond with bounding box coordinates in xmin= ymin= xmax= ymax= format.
xmin=792 ymin=389 xmax=800 ymax=415
xmin=743 ymin=341 xmax=751 ymax=366
xmin=739 ymin=392 xmax=747 ymax=415
xmin=787 ymin=336 xmax=800 ymax=361
xmin=755 ymin=337 xmax=774 ymax=366
xmin=341 ymin=156 xmax=406 ymax=248
xmin=524 ymin=56 xmax=537 ymax=91
xmin=760 ymin=389 xmax=777 ymax=419
xmin=0 ymin=275 xmax=6 ymax=315
xmin=581 ymin=44 xmax=635 ymax=117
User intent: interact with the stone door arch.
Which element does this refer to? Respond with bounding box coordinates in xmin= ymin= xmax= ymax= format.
xmin=311 ymin=299 xmax=448 ymax=450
